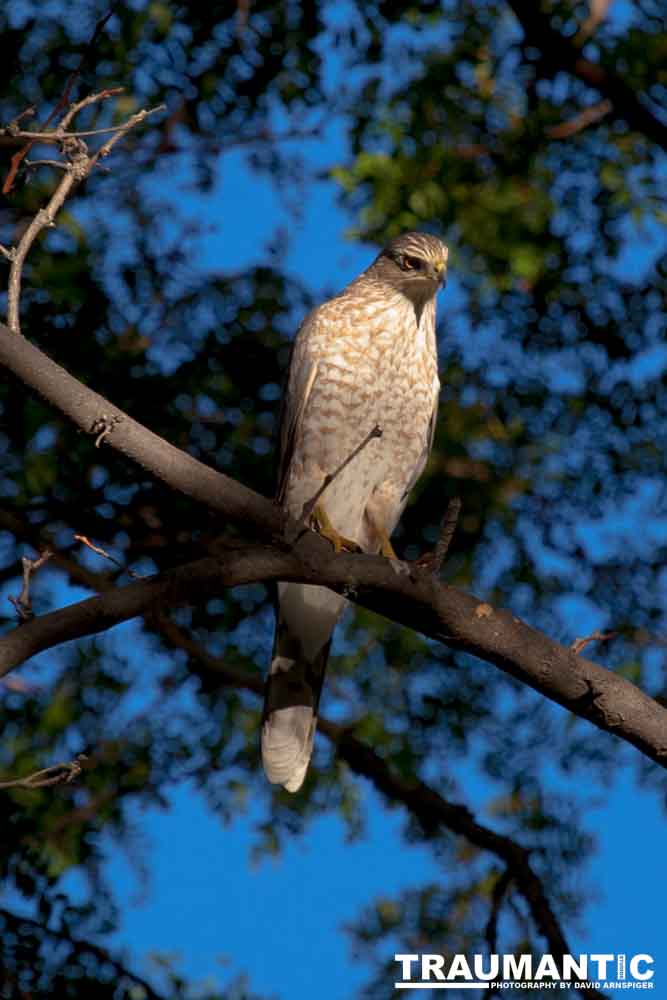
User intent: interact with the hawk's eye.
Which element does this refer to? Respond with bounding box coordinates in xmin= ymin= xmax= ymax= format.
xmin=402 ymin=254 xmax=424 ymax=271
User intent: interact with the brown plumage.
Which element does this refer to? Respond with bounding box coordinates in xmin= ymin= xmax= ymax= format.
xmin=262 ymin=232 xmax=448 ymax=791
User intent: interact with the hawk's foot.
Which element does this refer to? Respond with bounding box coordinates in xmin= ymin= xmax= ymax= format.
xmin=311 ymin=503 xmax=361 ymax=554
xmin=373 ymin=525 xmax=407 ymax=575
xmin=378 ymin=533 xmax=399 ymax=560
xmin=364 ymin=503 xmax=399 ymax=560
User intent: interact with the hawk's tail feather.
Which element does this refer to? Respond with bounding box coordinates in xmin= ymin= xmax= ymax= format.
xmin=261 ymin=635 xmax=331 ymax=793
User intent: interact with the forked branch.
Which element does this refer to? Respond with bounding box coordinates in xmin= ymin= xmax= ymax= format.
xmin=1 ymin=88 xmax=164 ymax=334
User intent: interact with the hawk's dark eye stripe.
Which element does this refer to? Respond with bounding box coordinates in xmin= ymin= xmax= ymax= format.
xmin=403 ymin=254 xmax=425 ymax=271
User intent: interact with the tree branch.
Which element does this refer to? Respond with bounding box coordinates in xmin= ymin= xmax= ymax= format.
xmin=0 ymin=907 xmax=164 ymax=1000
xmin=1 ymin=3 xmax=121 ymax=194
xmin=0 ymin=324 xmax=282 ymax=540
xmin=323 ymin=720 xmax=605 ymax=999
xmin=2 ymin=95 xmax=164 ymax=334
xmin=1 ymin=312 xmax=665 ymax=788
xmin=1 ymin=533 xmax=667 ymax=774
xmin=150 ymin=623 xmax=603 ymax=998
xmin=7 ymin=549 xmax=53 ymax=621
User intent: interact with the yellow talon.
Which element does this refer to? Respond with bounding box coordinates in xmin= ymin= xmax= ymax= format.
xmin=311 ymin=503 xmax=360 ymax=553
xmin=379 ymin=535 xmax=399 ymax=560
xmin=365 ymin=504 xmax=399 ymax=559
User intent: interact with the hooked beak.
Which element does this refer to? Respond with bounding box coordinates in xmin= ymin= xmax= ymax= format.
xmin=429 ymin=260 xmax=447 ymax=285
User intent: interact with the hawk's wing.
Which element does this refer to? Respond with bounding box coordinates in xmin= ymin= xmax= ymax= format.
xmin=265 ymin=307 xmax=342 ymax=793
xmin=400 ymin=376 xmax=440 ymax=502
xmin=275 ymin=309 xmax=323 ymax=507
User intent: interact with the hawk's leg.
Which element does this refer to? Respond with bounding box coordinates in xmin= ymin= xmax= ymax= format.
xmin=364 ymin=495 xmax=399 ymax=560
xmin=311 ymin=503 xmax=361 ymax=554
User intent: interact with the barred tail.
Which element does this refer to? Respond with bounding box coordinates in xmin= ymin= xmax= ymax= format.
xmin=261 ymin=582 xmax=342 ymax=792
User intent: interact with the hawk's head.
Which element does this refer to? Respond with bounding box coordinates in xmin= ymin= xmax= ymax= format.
xmin=371 ymin=232 xmax=448 ymax=301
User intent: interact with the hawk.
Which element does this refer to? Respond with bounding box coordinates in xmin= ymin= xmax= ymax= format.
xmin=262 ymin=232 xmax=448 ymax=791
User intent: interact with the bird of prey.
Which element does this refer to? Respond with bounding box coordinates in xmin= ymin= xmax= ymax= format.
xmin=262 ymin=231 xmax=448 ymax=792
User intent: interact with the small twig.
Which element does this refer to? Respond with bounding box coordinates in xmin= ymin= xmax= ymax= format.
xmin=74 ymin=534 xmax=145 ymax=580
xmin=416 ymin=497 xmax=462 ymax=575
xmin=88 ymin=104 xmax=166 ymax=166
xmin=88 ymin=413 xmax=123 ymax=447
xmin=0 ymin=753 xmax=88 ymax=790
xmin=571 ymin=630 xmax=617 ymax=656
xmin=546 ymin=99 xmax=613 ymax=139
xmin=8 ymin=550 xmax=53 ymax=621
xmin=58 ymin=86 xmax=124 ymax=132
xmin=433 ymin=497 xmax=462 ymax=571
xmin=300 ymin=425 xmax=383 ymax=523
xmin=3 ymin=110 xmax=167 ymax=146
xmin=24 ymin=158 xmax=71 ymax=171
xmin=575 ymin=0 xmax=613 ymax=44
xmin=7 ymin=106 xmax=36 ymax=133
xmin=0 ymin=244 xmax=15 ymax=261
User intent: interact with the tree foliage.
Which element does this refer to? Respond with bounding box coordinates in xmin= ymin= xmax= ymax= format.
xmin=0 ymin=1 xmax=666 ymax=996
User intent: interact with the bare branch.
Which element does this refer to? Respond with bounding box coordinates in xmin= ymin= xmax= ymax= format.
xmin=0 ymin=323 xmax=283 ymax=541
xmin=417 ymin=496 xmax=462 ymax=574
xmin=91 ymin=104 xmax=166 ymax=166
xmin=5 ymin=119 xmax=167 ymax=144
xmin=0 ymin=753 xmax=88 ymax=790
xmin=58 ymin=86 xmax=124 ymax=132
xmin=74 ymin=533 xmax=146 ymax=579
xmin=24 ymin=158 xmax=72 ymax=171
xmin=7 ymin=162 xmax=81 ymax=335
xmin=0 ymin=509 xmax=114 ymax=597
xmin=1 ymin=536 xmax=667 ymax=776
xmin=6 ymin=106 xmax=37 ymax=132
xmin=571 ymin=629 xmax=617 ymax=655
xmin=0 ymin=330 xmax=665 ymax=776
xmin=2 ymin=96 xmax=164 ymax=334
xmin=547 ymin=99 xmax=613 ymax=139
xmin=2 ymin=3 xmax=120 ymax=194
xmin=8 ymin=550 xmax=53 ymax=621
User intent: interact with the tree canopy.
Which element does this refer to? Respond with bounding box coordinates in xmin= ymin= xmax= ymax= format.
xmin=0 ymin=2 xmax=666 ymax=997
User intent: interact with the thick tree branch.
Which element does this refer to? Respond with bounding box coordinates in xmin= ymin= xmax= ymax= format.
xmin=0 ymin=324 xmax=282 ymax=540
xmin=1 ymin=535 xmax=667 ymax=774
xmin=506 ymin=0 xmax=667 ymax=152
xmin=1 ymin=313 xmax=666 ymax=786
xmin=323 ymin=720 xmax=605 ymax=999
